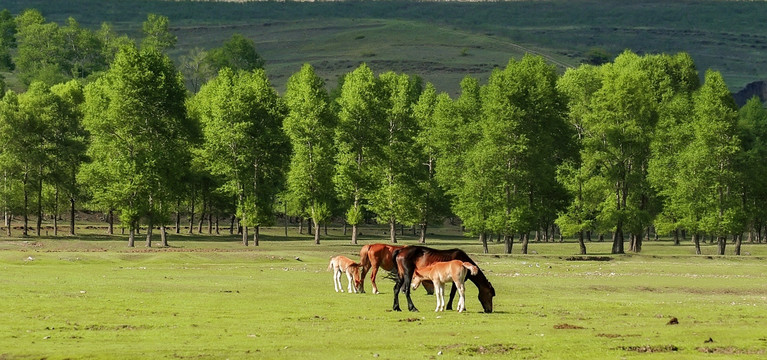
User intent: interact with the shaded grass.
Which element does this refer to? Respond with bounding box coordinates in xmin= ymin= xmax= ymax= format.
xmin=1 ymin=234 xmax=767 ymax=359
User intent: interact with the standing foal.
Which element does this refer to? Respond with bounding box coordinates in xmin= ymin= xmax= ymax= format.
xmin=411 ymin=260 xmax=478 ymax=312
xmin=328 ymin=255 xmax=362 ymax=293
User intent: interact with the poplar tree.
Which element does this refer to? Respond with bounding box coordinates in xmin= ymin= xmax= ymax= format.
xmin=81 ymin=44 xmax=189 ymax=247
xmin=284 ymin=64 xmax=337 ymax=244
xmin=190 ymin=67 xmax=288 ymax=246
xmin=334 ymin=64 xmax=384 ymax=244
xmin=737 ymin=97 xmax=767 ymax=247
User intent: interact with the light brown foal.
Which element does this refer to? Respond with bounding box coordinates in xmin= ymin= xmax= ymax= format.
xmin=411 ymin=260 xmax=478 ymax=312
xmin=328 ymin=255 xmax=362 ymax=293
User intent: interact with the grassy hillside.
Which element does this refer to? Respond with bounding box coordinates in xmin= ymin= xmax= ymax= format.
xmin=3 ymin=0 xmax=767 ymax=93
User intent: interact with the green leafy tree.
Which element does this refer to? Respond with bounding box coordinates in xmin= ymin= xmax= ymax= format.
xmin=48 ymin=80 xmax=87 ymax=236
xmin=368 ymin=71 xmax=422 ymax=243
xmin=0 ymin=9 xmax=16 ymax=71
xmin=13 ymin=9 xmax=66 ymax=86
xmin=334 ymin=63 xmax=384 ymax=244
xmin=81 ymin=44 xmax=190 ymax=247
xmin=181 ymin=47 xmax=213 ymax=94
xmin=141 ymin=14 xmax=176 ymax=52
xmin=283 ymin=64 xmax=337 ymax=244
xmin=206 ymin=33 xmax=264 ymax=73
xmin=737 ymin=96 xmax=767 ymax=248
xmin=411 ymin=83 xmax=451 ymax=243
xmin=190 ymin=67 xmax=289 ymax=246
xmin=676 ymin=70 xmax=742 ymax=255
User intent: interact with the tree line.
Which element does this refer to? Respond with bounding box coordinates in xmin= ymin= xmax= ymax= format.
xmin=1 ymin=10 xmax=765 ymax=255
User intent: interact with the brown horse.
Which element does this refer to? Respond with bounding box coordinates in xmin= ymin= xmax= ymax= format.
xmin=358 ymin=243 xmax=405 ymax=294
xmin=359 ymin=243 xmax=434 ymax=294
xmin=393 ymin=246 xmax=495 ymax=313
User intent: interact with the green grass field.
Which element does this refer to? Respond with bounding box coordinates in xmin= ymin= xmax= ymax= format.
xmin=2 ymin=225 xmax=767 ymax=359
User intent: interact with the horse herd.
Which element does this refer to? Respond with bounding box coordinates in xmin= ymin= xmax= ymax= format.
xmin=328 ymin=244 xmax=496 ymax=313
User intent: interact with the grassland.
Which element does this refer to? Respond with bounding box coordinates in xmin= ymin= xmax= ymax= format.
xmin=3 ymin=0 xmax=767 ymax=94
xmin=1 ymin=224 xmax=767 ymax=359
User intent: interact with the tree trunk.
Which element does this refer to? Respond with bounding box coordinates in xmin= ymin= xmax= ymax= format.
xmin=314 ymin=217 xmax=320 ymax=245
xmin=23 ymin=173 xmax=28 ymax=237
xmin=146 ymin=216 xmax=153 ymax=248
xmin=253 ymin=225 xmax=259 ymax=246
xmin=36 ymin=174 xmax=43 ymax=236
xmin=480 ymin=232 xmax=489 ymax=254
xmin=284 ymin=203 xmax=288 ymax=237
xmin=598 ymin=233 xmax=604 ymax=242
xmin=188 ymin=189 xmax=195 ymax=234
xmin=673 ymin=228 xmax=680 ymax=245
xmin=161 ymin=225 xmax=168 ymax=247
xmin=230 ymin=214 xmax=235 ymax=234
xmin=128 ymin=225 xmax=135 ymax=247
xmin=390 ymin=220 xmax=396 ymax=244
xmin=503 ymin=234 xmax=513 ymax=254
xmin=521 ymin=233 xmax=529 ymax=254
xmin=298 ymin=217 xmax=303 ymax=234
xmin=717 ymin=235 xmax=726 ymax=255
xmin=242 ymin=225 xmax=249 ymax=246
xmin=175 ymin=198 xmax=181 ymax=234
xmin=419 ymin=222 xmax=427 ymax=244
xmin=351 ymin=223 xmax=358 ymax=244
xmin=343 ymin=220 xmax=347 ymax=236
xmin=578 ymin=231 xmax=587 ymax=255
xmin=307 ymin=218 xmax=313 ymax=235
xmin=69 ymin=194 xmax=76 ymax=236
xmin=693 ymin=233 xmax=701 ymax=255
xmin=734 ymin=234 xmax=742 ymax=255
xmin=611 ymin=222 xmax=625 ymax=254
xmin=108 ymin=208 xmax=114 ymax=235
xmin=54 ymin=186 xmax=59 ymax=236
xmin=208 ymin=211 xmax=213 ymax=234
xmin=586 ymin=230 xmax=592 ymax=242
xmin=198 ymin=197 xmax=205 ymax=233
xmin=215 ymin=215 xmax=220 ymax=235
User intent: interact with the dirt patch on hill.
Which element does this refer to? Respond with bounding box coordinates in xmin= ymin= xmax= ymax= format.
xmin=618 ymin=345 xmax=679 ymax=353
xmin=554 ymin=323 xmax=585 ymax=329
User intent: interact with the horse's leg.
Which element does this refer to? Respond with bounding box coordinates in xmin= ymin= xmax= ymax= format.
xmin=435 ymin=283 xmax=443 ymax=312
xmin=403 ymin=266 xmax=419 ymax=312
xmin=336 ymin=269 xmax=344 ymax=293
xmin=359 ymin=260 xmax=369 ymax=294
xmin=392 ymin=277 xmax=403 ymax=311
xmin=333 ymin=268 xmax=339 ymax=292
xmin=457 ymin=282 xmax=466 ymax=312
xmin=446 ymin=282 xmax=457 ymax=310
xmin=346 ymin=268 xmax=357 ymax=294
xmin=370 ymin=266 xmax=380 ymax=294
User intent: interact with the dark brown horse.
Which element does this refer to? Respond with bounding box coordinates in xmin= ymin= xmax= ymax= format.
xmin=359 ymin=243 xmax=434 ymax=294
xmin=392 ymin=246 xmax=495 ymax=313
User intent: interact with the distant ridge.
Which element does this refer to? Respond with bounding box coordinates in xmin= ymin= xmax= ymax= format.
xmin=733 ymin=80 xmax=767 ymax=107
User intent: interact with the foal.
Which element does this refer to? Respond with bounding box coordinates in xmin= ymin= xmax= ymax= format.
xmin=328 ymin=255 xmax=362 ymax=293
xmin=411 ymin=260 xmax=478 ymax=312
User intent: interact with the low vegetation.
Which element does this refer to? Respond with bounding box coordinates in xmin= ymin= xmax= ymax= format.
xmin=1 ymin=233 xmax=766 ymax=359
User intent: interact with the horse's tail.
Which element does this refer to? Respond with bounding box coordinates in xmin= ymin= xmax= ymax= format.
xmin=328 ymin=258 xmax=334 ymax=271
xmin=391 ymin=248 xmax=403 ymax=277
xmin=359 ymin=244 xmax=371 ymax=270
xmin=463 ymin=262 xmax=479 ymax=276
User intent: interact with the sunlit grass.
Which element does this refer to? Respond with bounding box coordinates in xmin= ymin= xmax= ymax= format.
xmin=1 ymin=227 xmax=766 ymax=359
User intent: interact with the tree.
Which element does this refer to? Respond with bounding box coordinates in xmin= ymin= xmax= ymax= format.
xmin=367 ymin=71 xmax=422 ymax=243
xmin=81 ymin=44 xmax=190 ymax=247
xmin=411 ymin=83 xmax=451 ymax=243
xmin=141 ymin=14 xmax=176 ymax=52
xmin=13 ymin=9 xmax=66 ymax=86
xmin=180 ymin=47 xmax=213 ymax=94
xmin=283 ymin=64 xmax=337 ymax=244
xmin=0 ymin=9 xmax=16 ymax=71
xmin=676 ymin=70 xmax=742 ymax=255
xmin=334 ymin=63 xmax=384 ymax=244
xmin=50 ymin=80 xmax=87 ymax=236
xmin=206 ymin=33 xmax=264 ymax=73
xmin=190 ymin=67 xmax=289 ymax=246
xmin=476 ymin=55 xmax=570 ymax=254
xmin=737 ymin=96 xmax=767 ymax=248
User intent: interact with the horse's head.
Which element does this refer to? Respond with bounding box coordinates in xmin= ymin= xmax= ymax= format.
xmin=350 ymin=263 xmax=363 ymax=291
xmin=411 ymin=270 xmax=423 ymax=290
xmin=478 ymin=281 xmax=496 ymax=313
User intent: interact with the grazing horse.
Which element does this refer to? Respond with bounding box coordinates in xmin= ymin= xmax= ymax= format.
xmin=411 ymin=260 xmax=478 ymax=312
xmin=393 ymin=246 xmax=495 ymax=313
xmin=358 ymin=243 xmax=434 ymax=294
xmin=358 ymin=243 xmax=406 ymax=294
xmin=328 ymin=255 xmax=362 ymax=293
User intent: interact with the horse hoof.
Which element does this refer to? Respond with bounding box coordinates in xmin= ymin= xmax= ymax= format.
xmin=374 ymin=290 xmax=380 ymax=294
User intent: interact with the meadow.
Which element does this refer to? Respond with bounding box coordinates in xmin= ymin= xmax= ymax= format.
xmin=1 ymin=225 xmax=767 ymax=359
